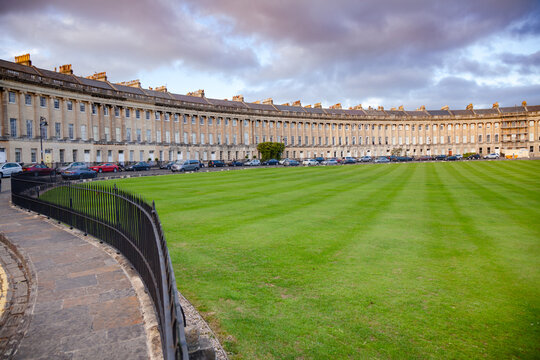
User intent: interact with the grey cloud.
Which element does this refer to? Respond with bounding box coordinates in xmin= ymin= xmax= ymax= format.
xmin=0 ymin=0 xmax=259 ymax=80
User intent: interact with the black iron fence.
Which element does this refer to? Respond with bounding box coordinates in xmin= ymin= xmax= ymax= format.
xmin=11 ymin=175 xmax=188 ymax=360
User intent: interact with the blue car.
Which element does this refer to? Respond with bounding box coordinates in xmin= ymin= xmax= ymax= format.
xmin=283 ymin=159 xmax=300 ymax=166
xmin=125 ymin=162 xmax=151 ymax=171
xmin=263 ymin=159 xmax=279 ymax=165
xmin=61 ymin=166 xmax=97 ymax=180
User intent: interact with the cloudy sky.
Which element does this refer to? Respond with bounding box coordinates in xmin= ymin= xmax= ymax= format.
xmin=1 ymin=0 xmax=539 ymax=110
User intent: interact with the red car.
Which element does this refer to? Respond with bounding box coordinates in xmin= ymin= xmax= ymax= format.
xmin=89 ymin=163 xmax=120 ymax=173
xmin=22 ymin=163 xmax=56 ymax=176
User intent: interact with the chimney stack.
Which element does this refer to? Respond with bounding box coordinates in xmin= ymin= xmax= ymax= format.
xmin=15 ymin=54 xmax=32 ymax=66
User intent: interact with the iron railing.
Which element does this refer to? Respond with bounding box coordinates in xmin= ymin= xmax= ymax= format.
xmin=11 ymin=175 xmax=188 ymax=360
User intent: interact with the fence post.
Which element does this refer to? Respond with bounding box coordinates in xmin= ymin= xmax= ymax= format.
xmin=114 ymin=184 xmax=120 ymax=227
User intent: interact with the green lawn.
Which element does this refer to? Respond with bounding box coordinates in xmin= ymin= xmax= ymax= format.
xmin=112 ymin=161 xmax=540 ymax=359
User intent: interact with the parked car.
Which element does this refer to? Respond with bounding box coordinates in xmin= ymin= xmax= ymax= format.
xmin=343 ymin=157 xmax=356 ymax=164
xmin=57 ymin=162 xmax=86 ymax=172
xmin=228 ymin=160 xmax=244 ymax=167
xmin=61 ymin=166 xmax=97 ymax=180
xmin=314 ymin=157 xmax=325 ymax=164
xmin=90 ymin=163 xmax=120 ymax=173
xmin=160 ymin=161 xmax=175 ymax=170
xmin=283 ymin=159 xmax=300 ymax=166
xmin=0 ymin=162 xmax=23 ymax=177
xmin=467 ymin=154 xmax=481 ymax=160
xmin=484 ymin=153 xmax=500 ymax=159
xmin=435 ymin=155 xmax=447 ymax=161
xmin=359 ymin=156 xmax=372 ymax=162
xmin=22 ymin=163 xmax=56 ymax=176
xmin=262 ymin=159 xmax=279 ymax=165
xmin=302 ymin=159 xmax=319 ymax=166
xmin=322 ymin=159 xmax=339 ymax=165
xmin=397 ymin=156 xmax=413 ymax=162
xmin=125 ymin=162 xmax=151 ymax=171
xmin=245 ymin=159 xmax=261 ymax=166
xmin=171 ymin=160 xmax=200 ymax=172
xmin=374 ymin=156 xmax=390 ymax=163
xmin=446 ymin=155 xmax=458 ymax=161
xmin=417 ymin=155 xmax=432 ymax=161
xmin=279 ymin=158 xmax=290 ymax=165
xmin=456 ymin=154 xmax=463 ymax=160
xmin=208 ymin=160 xmax=226 ymax=167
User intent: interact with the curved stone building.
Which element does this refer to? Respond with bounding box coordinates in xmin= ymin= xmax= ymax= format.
xmin=1 ymin=55 xmax=539 ymax=165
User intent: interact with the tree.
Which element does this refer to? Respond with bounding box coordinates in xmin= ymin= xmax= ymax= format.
xmin=391 ymin=147 xmax=403 ymax=156
xmin=256 ymin=142 xmax=285 ymax=161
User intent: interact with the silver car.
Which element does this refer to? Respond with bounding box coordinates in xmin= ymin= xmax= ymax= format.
xmin=0 ymin=162 xmax=23 ymax=177
xmin=171 ymin=160 xmax=200 ymax=172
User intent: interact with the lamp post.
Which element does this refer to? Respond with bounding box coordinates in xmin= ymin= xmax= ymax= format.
xmin=39 ymin=117 xmax=48 ymax=163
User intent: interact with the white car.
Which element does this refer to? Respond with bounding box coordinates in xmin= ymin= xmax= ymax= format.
xmin=484 ymin=153 xmax=500 ymax=159
xmin=245 ymin=159 xmax=261 ymax=166
xmin=0 ymin=162 xmax=23 ymax=177
xmin=302 ymin=159 xmax=319 ymax=166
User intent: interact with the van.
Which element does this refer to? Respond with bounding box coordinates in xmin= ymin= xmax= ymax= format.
xmin=171 ymin=160 xmax=200 ymax=172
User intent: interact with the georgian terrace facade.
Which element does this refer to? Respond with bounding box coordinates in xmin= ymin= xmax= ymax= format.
xmin=1 ymin=57 xmax=539 ymax=165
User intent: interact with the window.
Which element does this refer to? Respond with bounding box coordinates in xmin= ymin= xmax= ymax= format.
xmin=156 ymin=130 xmax=161 ymax=142
xmin=184 ymin=132 xmax=188 ymax=144
xmin=104 ymin=106 xmax=109 ymax=116
xmin=217 ymin=134 xmax=222 ymax=144
xmin=92 ymin=104 xmax=97 ymax=115
xmin=200 ymin=116 xmax=204 ymax=125
xmin=25 ymin=94 xmax=32 ymax=105
xmin=67 ymin=101 xmax=73 ymax=111
xmin=15 ymin=148 xmax=21 ymax=163
xmin=31 ymin=149 xmax=37 ymax=163
xmin=136 ymin=110 xmax=140 ymax=119
xmin=9 ymin=92 xmax=16 ymax=103
xmin=105 ymin=127 xmax=110 ymax=141
xmin=93 ymin=126 xmax=98 ymax=140
xmin=208 ymin=117 xmax=213 ymax=125
xmin=116 ymin=127 xmax=121 ymax=141
xmin=487 ymin=134 xmax=491 ymax=142
xmin=137 ymin=129 xmax=142 ymax=142
xmin=26 ymin=120 xmax=33 ymax=138
xmin=140 ymin=150 xmax=144 ymax=161
xmin=233 ymin=119 xmax=237 ymax=126
xmin=126 ymin=128 xmax=131 ymax=142
xmin=125 ymin=108 xmax=130 ymax=118
xmin=68 ymin=124 xmax=74 ymax=140
xmin=81 ymin=125 xmax=87 ymax=140
xmin=192 ymin=133 xmax=196 ymax=144
xmin=115 ymin=107 xmax=120 ymax=117
xmin=165 ymin=113 xmax=169 ymax=121
xmin=10 ymin=118 xmax=17 ymax=137
xmin=192 ymin=115 xmax=196 ymax=124
xmin=54 ymin=99 xmax=60 ymax=109
xmin=130 ymin=150 xmax=134 ymax=162
xmin=494 ymin=134 xmax=499 ymax=142
xmin=471 ymin=135 xmax=475 ymax=143
xmin=478 ymin=134 xmax=483 ymax=143
xmin=200 ymin=133 xmax=205 ymax=144
xmin=174 ymin=114 xmax=179 ymax=122
xmin=233 ymin=135 xmax=238 ymax=145
xmin=146 ymin=111 xmax=151 ymax=120
xmin=166 ymin=131 xmax=170 ymax=143
xmin=40 ymin=96 xmax=46 ymax=107
xmin=183 ymin=114 xmax=187 ymax=124
xmin=80 ymin=103 xmax=85 ymax=112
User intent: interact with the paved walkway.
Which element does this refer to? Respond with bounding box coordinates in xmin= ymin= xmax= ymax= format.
xmin=0 ymin=184 xmax=153 ymax=359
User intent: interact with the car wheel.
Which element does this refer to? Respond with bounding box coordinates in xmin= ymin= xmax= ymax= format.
xmin=180 ymin=169 xmax=185 ymax=173
xmin=195 ymin=168 xmax=199 ymax=172
xmin=113 ymin=168 xmax=117 ymax=173
xmin=99 ymin=168 xmax=103 ymax=173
